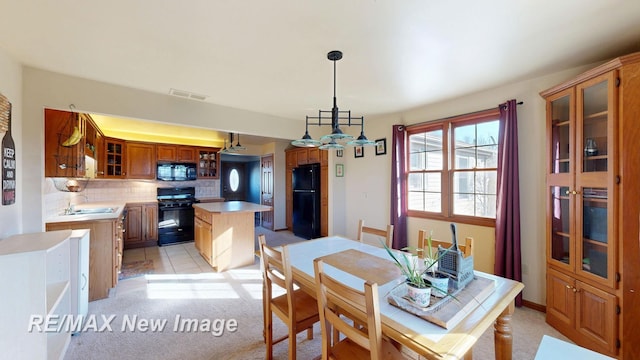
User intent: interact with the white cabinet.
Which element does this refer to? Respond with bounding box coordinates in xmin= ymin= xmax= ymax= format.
xmin=69 ymin=229 xmax=90 ymax=334
xmin=0 ymin=230 xmax=73 ymax=360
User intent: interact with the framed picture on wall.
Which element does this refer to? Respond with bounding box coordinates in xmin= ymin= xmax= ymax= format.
xmin=354 ymin=146 xmax=364 ymax=158
xmin=336 ymin=164 xmax=344 ymax=177
xmin=336 ymin=149 xmax=343 ymax=157
xmin=375 ymin=138 xmax=387 ymax=156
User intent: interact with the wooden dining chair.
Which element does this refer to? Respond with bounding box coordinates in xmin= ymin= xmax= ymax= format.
xmin=259 ymin=235 xmax=320 ymax=360
xmin=417 ymin=229 xmax=473 ymax=259
xmin=356 ymin=219 xmax=394 ymax=248
xmin=313 ymin=258 xmax=405 ymax=360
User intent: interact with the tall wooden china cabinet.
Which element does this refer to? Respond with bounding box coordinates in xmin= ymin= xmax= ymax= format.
xmin=540 ymin=52 xmax=640 ymax=358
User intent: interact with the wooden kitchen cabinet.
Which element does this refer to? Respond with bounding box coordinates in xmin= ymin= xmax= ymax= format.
xmin=157 ymin=145 xmax=197 ymax=162
xmin=284 ymin=147 xmax=328 ymax=236
xmin=83 ymin=114 xmax=102 ymax=160
xmin=194 ymin=216 xmax=212 ymax=264
xmin=44 ymin=108 xmax=86 ymax=178
xmin=125 ymin=202 xmax=158 ymax=249
xmin=541 ymin=52 xmax=640 ymax=358
xmin=46 ymin=215 xmax=124 ymax=301
xmin=125 ymin=141 xmax=156 ymax=179
xmin=197 ymin=147 xmax=220 ymax=179
xmin=102 ymin=137 xmax=125 ymax=178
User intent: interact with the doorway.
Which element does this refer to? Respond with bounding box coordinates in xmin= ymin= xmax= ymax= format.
xmin=261 ymin=154 xmax=274 ymax=230
xmin=220 ymin=154 xmax=262 ymax=224
xmin=221 ymin=162 xmax=246 ymax=201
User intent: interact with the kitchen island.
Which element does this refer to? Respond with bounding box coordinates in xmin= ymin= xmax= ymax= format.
xmin=193 ymin=201 xmax=271 ymax=272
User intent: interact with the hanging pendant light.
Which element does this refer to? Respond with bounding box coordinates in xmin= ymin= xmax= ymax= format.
xmin=292 ymin=50 xmax=376 ymax=150
xmin=233 ymin=133 xmax=246 ymax=151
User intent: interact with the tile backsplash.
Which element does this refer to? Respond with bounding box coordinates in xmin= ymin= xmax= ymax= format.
xmin=44 ymin=178 xmax=220 ymax=218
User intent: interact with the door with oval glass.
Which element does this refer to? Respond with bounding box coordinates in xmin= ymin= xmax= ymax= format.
xmin=222 ymin=162 xmax=246 ymax=201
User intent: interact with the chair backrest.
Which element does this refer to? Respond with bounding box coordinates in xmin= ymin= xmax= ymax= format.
xmin=314 ymin=258 xmax=385 ymax=359
xmin=258 ymin=234 xmax=295 ymax=320
xmin=417 ymin=229 xmax=473 ymax=259
xmin=357 ymin=219 xmax=394 ymax=248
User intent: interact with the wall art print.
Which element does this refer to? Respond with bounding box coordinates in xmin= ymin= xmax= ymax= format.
xmin=1 ymin=93 xmax=15 ymax=205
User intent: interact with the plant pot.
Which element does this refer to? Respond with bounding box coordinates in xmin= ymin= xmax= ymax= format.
xmin=406 ymin=283 xmax=431 ymax=307
xmin=425 ymin=273 xmax=449 ymax=298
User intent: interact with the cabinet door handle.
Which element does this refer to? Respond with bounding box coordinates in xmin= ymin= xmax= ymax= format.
xmin=565 ymin=190 xmax=571 ymax=195
xmin=82 ymin=273 xmax=88 ymax=290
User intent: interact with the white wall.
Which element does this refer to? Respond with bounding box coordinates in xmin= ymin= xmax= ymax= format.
xmin=335 ymin=64 xmax=597 ymax=305
xmin=0 ymin=48 xmax=22 ymax=238
xmin=21 ymin=67 xmax=301 ymax=232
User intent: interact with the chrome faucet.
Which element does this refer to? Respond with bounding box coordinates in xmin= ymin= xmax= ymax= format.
xmin=64 ymin=202 xmax=75 ymax=215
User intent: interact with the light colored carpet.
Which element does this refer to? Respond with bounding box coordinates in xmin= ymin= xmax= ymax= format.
xmin=65 ymin=228 xmax=570 ymax=360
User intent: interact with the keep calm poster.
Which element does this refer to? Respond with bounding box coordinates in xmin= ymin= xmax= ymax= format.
xmin=0 ymin=93 xmax=15 ymax=205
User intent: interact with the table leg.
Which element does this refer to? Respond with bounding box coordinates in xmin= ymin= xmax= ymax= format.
xmin=494 ymin=302 xmax=515 ymax=360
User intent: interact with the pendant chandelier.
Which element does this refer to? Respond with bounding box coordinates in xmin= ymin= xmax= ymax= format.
xmin=292 ymin=50 xmax=376 ymax=150
xmin=220 ymin=132 xmax=246 ymax=153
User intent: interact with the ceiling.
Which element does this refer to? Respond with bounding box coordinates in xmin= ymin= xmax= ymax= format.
xmin=1 ymin=1 xmax=640 ymax=145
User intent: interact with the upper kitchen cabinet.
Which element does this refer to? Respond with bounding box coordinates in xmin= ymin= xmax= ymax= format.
xmin=157 ymin=144 xmax=197 ymax=163
xmin=101 ymin=137 xmax=125 ymax=179
xmin=83 ymin=114 xmax=102 ymax=160
xmin=44 ymin=109 xmax=87 ymax=178
xmin=125 ymin=141 xmax=156 ymax=179
xmin=197 ymin=147 xmax=220 ymax=179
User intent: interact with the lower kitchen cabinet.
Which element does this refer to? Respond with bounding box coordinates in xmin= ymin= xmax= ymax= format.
xmin=125 ymin=202 xmax=158 ymax=249
xmin=0 ymin=230 xmax=72 ymax=360
xmin=46 ymin=215 xmax=124 ymax=301
xmin=195 ymin=216 xmax=212 ymax=264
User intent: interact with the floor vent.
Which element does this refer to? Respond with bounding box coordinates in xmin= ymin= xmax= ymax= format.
xmin=169 ymin=88 xmax=208 ymax=101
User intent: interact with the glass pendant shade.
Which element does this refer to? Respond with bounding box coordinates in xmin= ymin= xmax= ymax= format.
xmin=232 ymin=134 xmax=246 ymax=151
xmin=319 ymin=139 xmax=344 ymax=150
xmin=346 ymin=131 xmax=377 ymax=146
xmin=320 ymin=125 xmax=354 ymax=142
xmin=292 ymin=131 xmax=322 ymax=147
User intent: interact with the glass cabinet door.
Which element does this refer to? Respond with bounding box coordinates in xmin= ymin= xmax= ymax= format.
xmin=549 ymin=93 xmax=572 ymax=174
xmin=579 ymin=187 xmax=610 ymax=280
xmin=550 ymin=186 xmax=572 ymax=267
xmin=577 ymin=73 xmax=614 ymax=174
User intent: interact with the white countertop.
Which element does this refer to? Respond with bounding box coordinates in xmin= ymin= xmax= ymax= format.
xmin=193 ymin=201 xmax=271 ymax=213
xmin=45 ymin=202 xmax=127 ymax=223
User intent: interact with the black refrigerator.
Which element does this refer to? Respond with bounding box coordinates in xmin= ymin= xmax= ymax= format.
xmin=292 ymin=163 xmax=321 ymax=239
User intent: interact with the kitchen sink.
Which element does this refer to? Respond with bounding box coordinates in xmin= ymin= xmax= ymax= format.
xmin=66 ymin=207 xmax=118 ymax=215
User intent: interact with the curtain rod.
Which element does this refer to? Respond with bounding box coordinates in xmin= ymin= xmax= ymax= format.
xmin=446 ymin=101 xmax=523 ymax=120
xmin=407 ymin=101 xmax=524 ymax=129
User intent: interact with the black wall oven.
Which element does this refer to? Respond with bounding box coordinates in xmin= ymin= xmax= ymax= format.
xmin=157 ymin=187 xmax=197 ymax=246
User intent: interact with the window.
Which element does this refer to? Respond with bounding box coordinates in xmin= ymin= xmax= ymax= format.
xmin=229 ymin=168 xmax=240 ymax=192
xmin=407 ymin=109 xmax=499 ymax=226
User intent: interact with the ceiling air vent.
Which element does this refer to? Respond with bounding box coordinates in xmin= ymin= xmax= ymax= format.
xmin=169 ymin=88 xmax=208 ymax=101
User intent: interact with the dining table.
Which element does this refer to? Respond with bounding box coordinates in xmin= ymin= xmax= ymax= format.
xmin=286 ymin=236 xmax=525 ymax=360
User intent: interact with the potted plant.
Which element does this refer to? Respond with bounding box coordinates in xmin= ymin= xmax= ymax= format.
xmin=420 ymin=231 xmax=451 ymax=298
xmin=383 ymin=245 xmax=432 ymax=307
xmin=383 ymin=232 xmax=453 ymax=306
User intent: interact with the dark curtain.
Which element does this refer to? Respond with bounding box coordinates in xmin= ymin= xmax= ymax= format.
xmin=495 ymin=99 xmax=522 ymax=306
xmin=391 ymin=125 xmax=407 ymax=250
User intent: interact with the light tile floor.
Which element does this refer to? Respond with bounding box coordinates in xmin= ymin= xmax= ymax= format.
xmin=122 ymin=241 xmax=212 ymax=275
xmin=115 ymin=242 xmax=217 ymax=297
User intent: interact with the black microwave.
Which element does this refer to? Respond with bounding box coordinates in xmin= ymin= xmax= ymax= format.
xmin=157 ymin=163 xmax=197 ymax=181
